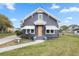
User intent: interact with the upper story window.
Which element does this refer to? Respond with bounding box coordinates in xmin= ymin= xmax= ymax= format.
xmin=38 ymin=14 xmax=43 ymax=20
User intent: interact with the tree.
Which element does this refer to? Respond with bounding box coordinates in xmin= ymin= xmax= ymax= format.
xmin=60 ymin=25 xmax=69 ymax=32
xmin=0 ymin=14 xmax=13 ymax=33
xmin=69 ymin=24 xmax=79 ymax=29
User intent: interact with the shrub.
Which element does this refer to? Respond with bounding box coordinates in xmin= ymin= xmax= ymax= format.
xmin=20 ymin=34 xmax=29 ymax=39
xmin=20 ymin=33 xmax=34 ymax=41
xmin=15 ymin=30 xmax=22 ymax=36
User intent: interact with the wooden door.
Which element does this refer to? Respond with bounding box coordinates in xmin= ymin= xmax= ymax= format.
xmin=37 ymin=26 xmax=43 ymax=36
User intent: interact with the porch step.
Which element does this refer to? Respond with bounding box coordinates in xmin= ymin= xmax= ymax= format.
xmin=34 ymin=36 xmax=47 ymax=40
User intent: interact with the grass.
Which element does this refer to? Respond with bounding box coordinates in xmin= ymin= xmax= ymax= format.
xmin=0 ymin=33 xmax=15 ymax=38
xmin=0 ymin=34 xmax=79 ymax=56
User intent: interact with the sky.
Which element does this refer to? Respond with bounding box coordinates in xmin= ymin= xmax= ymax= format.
xmin=0 ymin=3 xmax=79 ymax=28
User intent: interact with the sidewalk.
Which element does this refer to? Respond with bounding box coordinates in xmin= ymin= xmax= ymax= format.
xmin=0 ymin=35 xmax=18 ymax=45
xmin=0 ymin=40 xmax=45 ymax=53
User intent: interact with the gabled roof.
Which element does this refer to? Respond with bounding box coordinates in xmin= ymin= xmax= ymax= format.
xmin=22 ymin=7 xmax=59 ymax=23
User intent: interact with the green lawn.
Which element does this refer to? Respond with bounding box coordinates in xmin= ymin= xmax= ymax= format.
xmin=0 ymin=35 xmax=79 ymax=56
xmin=0 ymin=33 xmax=15 ymax=38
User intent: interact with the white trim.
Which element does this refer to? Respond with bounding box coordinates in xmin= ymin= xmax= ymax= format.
xmin=26 ymin=29 xmax=27 ymax=34
xmin=21 ymin=8 xmax=58 ymax=23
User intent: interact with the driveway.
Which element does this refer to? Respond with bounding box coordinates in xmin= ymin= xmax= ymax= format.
xmin=0 ymin=35 xmax=18 ymax=45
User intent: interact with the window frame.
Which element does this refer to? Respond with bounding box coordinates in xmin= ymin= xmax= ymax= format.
xmin=38 ymin=14 xmax=43 ymax=20
xmin=26 ymin=29 xmax=35 ymax=34
xmin=46 ymin=29 xmax=55 ymax=34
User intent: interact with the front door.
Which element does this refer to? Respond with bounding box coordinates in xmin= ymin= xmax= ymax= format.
xmin=37 ymin=26 xmax=43 ymax=36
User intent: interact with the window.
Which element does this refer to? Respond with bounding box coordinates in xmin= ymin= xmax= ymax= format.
xmin=46 ymin=29 xmax=55 ymax=34
xmin=31 ymin=29 xmax=34 ymax=34
xmin=27 ymin=29 xmax=30 ymax=33
xmin=22 ymin=29 xmax=26 ymax=34
xmin=77 ymin=31 xmax=79 ymax=33
xmin=26 ymin=29 xmax=35 ymax=34
xmin=46 ymin=30 xmax=50 ymax=33
xmin=51 ymin=30 xmax=54 ymax=33
xmin=38 ymin=14 xmax=43 ymax=20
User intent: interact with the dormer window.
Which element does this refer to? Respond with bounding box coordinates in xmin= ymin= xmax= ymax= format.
xmin=38 ymin=14 xmax=43 ymax=20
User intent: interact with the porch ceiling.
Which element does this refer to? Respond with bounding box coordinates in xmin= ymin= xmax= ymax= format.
xmin=34 ymin=19 xmax=46 ymax=25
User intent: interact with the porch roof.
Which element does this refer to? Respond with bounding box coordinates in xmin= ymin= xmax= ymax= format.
xmin=46 ymin=26 xmax=59 ymax=30
xmin=21 ymin=26 xmax=35 ymax=29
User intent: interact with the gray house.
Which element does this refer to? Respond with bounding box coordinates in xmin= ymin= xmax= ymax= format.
xmin=74 ymin=28 xmax=79 ymax=35
xmin=21 ymin=8 xmax=59 ymax=40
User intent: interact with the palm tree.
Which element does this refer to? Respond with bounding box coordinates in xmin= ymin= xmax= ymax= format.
xmin=0 ymin=14 xmax=13 ymax=33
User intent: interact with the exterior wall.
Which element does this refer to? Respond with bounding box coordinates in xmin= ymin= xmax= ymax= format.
xmin=22 ymin=12 xmax=58 ymax=27
xmin=21 ymin=29 xmax=35 ymax=36
xmin=22 ymin=13 xmax=38 ymax=27
xmin=43 ymin=13 xmax=58 ymax=27
xmin=7 ymin=27 xmax=14 ymax=33
xmin=45 ymin=30 xmax=59 ymax=38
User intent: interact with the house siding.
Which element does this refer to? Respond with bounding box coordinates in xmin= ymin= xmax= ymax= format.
xmin=22 ymin=13 xmax=38 ymax=26
xmin=43 ymin=13 xmax=58 ymax=27
xmin=22 ymin=12 xmax=58 ymax=27
xmin=45 ymin=30 xmax=59 ymax=38
xmin=21 ymin=10 xmax=59 ymax=39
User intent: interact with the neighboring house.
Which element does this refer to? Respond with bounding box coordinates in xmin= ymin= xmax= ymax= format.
xmin=21 ymin=8 xmax=59 ymax=40
xmin=66 ymin=25 xmax=79 ymax=34
xmin=7 ymin=27 xmax=14 ymax=33
xmin=74 ymin=28 xmax=79 ymax=35
xmin=0 ymin=27 xmax=14 ymax=33
xmin=66 ymin=26 xmax=74 ymax=33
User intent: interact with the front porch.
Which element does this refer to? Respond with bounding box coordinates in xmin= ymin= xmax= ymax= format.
xmin=21 ymin=25 xmax=59 ymax=40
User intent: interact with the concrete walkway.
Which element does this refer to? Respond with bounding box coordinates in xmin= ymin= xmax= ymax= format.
xmin=0 ymin=35 xmax=18 ymax=45
xmin=0 ymin=40 xmax=45 ymax=53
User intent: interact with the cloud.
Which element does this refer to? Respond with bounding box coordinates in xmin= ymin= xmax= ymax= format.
xmin=65 ymin=20 xmax=70 ymax=23
xmin=64 ymin=17 xmax=72 ymax=23
xmin=4 ymin=3 xmax=15 ymax=10
xmin=60 ymin=7 xmax=79 ymax=13
xmin=0 ymin=3 xmax=15 ymax=11
xmin=66 ymin=17 xmax=72 ymax=20
xmin=10 ymin=18 xmax=17 ymax=22
xmin=50 ymin=4 xmax=60 ymax=9
xmin=10 ymin=18 xmax=18 ymax=28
